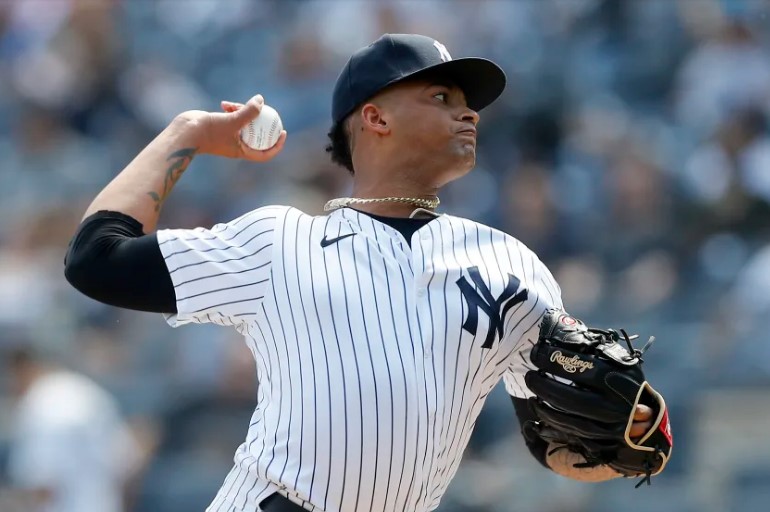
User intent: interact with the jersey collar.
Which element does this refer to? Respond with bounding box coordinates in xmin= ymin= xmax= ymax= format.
xmin=333 ymin=207 xmax=440 ymax=240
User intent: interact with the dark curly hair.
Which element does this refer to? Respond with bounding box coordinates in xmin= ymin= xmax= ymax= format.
xmin=325 ymin=121 xmax=354 ymax=175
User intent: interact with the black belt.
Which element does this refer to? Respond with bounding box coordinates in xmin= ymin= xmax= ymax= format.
xmin=260 ymin=493 xmax=308 ymax=511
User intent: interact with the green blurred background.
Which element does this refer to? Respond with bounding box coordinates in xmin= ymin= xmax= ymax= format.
xmin=1 ymin=1 xmax=770 ymax=511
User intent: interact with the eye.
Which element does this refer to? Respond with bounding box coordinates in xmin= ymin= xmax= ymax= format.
xmin=433 ymin=92 xmax=448 ymax=103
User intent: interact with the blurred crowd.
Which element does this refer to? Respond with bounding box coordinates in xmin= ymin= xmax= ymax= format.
xmin=1 ymin=0 xmax=770 ymax=511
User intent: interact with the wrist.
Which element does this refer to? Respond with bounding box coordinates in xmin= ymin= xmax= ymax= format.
xmin=170 ymin=111 xmax=209 ymax=154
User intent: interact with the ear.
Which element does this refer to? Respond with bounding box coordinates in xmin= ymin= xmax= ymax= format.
xmin=359 ymin=103 xmax=390 ymax=135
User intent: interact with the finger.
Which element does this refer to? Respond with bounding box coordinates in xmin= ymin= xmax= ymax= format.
xmin=240 ymin=130 xmax=287 ymax=161
xmin=629 ymin=420 xmax=653 ymax=439
xmin=231 ymin=94 xmax=264 ymax=126
xmin=221 ymin=100 xmax=245 ymax=113
xmin=633 ymin=404 xmax=653 ymax=422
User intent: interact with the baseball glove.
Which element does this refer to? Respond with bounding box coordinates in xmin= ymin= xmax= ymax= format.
xmin=524 ymin=309 xmax=673 ymax=487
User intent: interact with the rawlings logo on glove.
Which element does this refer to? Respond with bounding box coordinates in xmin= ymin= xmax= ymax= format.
xmin=550 ymin=351 xmax=594 ymax=373
xmin=525 ymin=309 xmax=673 ymax=487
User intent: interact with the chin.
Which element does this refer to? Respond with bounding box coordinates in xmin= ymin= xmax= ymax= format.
xmin=458 ymin=147 xmax=477 ymax=172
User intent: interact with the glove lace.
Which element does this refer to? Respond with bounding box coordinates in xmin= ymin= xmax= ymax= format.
xmin=585 ymin=327 xmax=657 ymax=362
xmin=633 ymin=450 xmax=664 ymax=488
xmin=635 ymin=460 xmax=654 ymax=488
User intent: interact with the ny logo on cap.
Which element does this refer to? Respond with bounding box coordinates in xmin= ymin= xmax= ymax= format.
xmin=433 ymin=40 xmax=452 ymax=62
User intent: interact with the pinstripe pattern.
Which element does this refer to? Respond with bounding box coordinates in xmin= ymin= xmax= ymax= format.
xmin=157 ymin=205 xmax=562 ymax=512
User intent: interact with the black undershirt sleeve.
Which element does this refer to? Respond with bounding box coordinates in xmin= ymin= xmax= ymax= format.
xmin=64 ymin=211 xmax=177 ymax=313
xmin=512 ymin=396 xmax=551 ymax=469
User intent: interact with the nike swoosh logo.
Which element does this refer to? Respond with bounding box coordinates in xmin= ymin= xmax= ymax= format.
xmin=320 ymin=233 xmax=356 ymax=248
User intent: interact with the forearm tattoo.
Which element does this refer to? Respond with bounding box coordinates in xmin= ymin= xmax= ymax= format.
xmin=147 ymin=147 xmax=197 ymax=211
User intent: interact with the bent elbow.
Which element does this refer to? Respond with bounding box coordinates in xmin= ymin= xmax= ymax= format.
xmin=63 ymin=245 xmax=97 ymax=297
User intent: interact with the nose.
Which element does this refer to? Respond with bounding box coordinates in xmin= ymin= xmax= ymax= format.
xmin=460 ymin=108 xmax=480 ymax=126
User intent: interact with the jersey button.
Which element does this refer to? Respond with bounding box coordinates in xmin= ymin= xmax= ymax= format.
xmin=416 ymin=288 xmax=426 ymax=297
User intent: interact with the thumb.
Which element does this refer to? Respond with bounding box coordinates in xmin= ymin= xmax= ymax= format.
xmin=230 ymin=94 xmax=264 ymax=125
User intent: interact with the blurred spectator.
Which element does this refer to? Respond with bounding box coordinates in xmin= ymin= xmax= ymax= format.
xmin=676 ymin=17 xmax=770 ymax=136
xmin=3 ymin=345 xmax=141 ymax=512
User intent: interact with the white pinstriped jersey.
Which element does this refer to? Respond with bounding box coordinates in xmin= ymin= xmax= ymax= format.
xmin=157 ymin=205 xmax=563 ymax=512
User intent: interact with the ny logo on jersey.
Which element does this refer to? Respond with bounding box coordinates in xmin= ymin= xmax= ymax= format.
xmin=433 ymin=40 xmax=452 ymax=62
xmin=456 ymin=266 xmax=528 ymax=349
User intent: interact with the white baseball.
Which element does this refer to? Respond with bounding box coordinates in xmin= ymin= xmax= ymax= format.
xmin=240 ymin=104 xmax=283 ymax=150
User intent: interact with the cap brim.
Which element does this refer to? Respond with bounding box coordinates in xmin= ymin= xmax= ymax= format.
xmin=402 ymin=57 xmax=507 ymax=112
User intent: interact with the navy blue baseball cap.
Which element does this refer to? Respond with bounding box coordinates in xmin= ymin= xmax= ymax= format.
xmin=331 ymin=33 xmax=507 ymax=125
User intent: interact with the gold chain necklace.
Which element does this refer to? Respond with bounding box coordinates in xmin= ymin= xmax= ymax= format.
xmin=323 ymin=196 xmax=440 ymax=212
